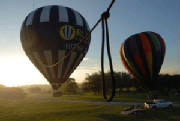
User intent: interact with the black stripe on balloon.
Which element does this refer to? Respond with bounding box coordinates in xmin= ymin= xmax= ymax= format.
xmin=64 ymin=52 xmax=84 ymax=84
xmin=20 ymin=23 xmax=26 ymax=45
xmin=29 ymin=51 xmax=52 ymax=83
xmin=58 ymin=53 xmax=65 ymax=83
xmin=143 ymin=32 xmax=155 ymax=77
xmin=129 ymin=34 xmax=145 ymax=80
xmin=21 ymin=16 xmax=28 ymax=31
xmin=20 ymin=18 xmax=30 ymax=44
xmin=32 ymin=7 xmax=43 ymax=28
xmin=156 ymin=34 xmax=165 ymax=69
xmin=49 ymin=6 xmax=59 ymax=24
xmin=80 ymin=15 xmax=91 ymax=47
xmin=136 ymin=34 xmax=151 ymax=82
xmin=143 ymin=32 xmax=159 ymax=90
xmin=41 ymin=50 xmax=53 ymax=81
xmin=20 ymin=22 xmax=26 ymax=45
xmin=21 ymin=26 xmax=28 ymax=49
xmin=151 ymin=33 xmax=162 ymax=90
xmin=29 ymin=50 xmax=51 ymax=83
xmin=66 ymin=7 xmax=76 ymax=25
xmin=21 ymin=16 xmax=36 ymax=49
xmin=24 ymin=12 xmax=33 ymax=27
xmin=27 ymin=53 xmax=42 ymax=76
xmin=23 ymin=16 xmax=28 ymax=27
xmin=152 ymin=33 xmax=162 ymax=74
xmin=50 ymin=49 xmax=58 ymax=83
xmin=64 ymin=53 xmax=80 ymax=82
xmin=124 ymin=36 xmax=143 ymax=80
xmin=54 ymin=50 xmax=58 ymax=81
xmin=147 ymin=32 xmax=161 ymax=77
xmin=150 ymin=32 xmax=163 ymax=76
xmin=60 ymin=50 xmax=69 ymax=83
xmin=80 ymin=14 xmax=88 ymax=30
xmin=55 ymin=50 xmax=60 ymax=84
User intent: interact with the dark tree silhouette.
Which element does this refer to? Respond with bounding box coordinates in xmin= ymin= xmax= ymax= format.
xmin=82 ymin=71 xmax=179 ymax=95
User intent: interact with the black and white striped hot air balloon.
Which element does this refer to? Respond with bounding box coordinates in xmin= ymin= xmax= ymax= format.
xmin=20 ymin=5 xmax=91 ymax=90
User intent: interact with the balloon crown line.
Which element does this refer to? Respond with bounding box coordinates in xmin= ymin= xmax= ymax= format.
xmin=41 ymin=0 xmax=115 ymax=68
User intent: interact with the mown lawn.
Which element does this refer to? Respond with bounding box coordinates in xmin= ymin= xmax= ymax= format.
xmin=40 ymin=92 xmax=146 ymax=102
xmin=41 ymin=92 xmax=179 ymax=103
xmin=0 ymin=95 xmax=179 ymax=121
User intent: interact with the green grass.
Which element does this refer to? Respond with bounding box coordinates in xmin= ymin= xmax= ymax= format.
xmin=0 ymin=97 xmax=127 ymax=121
xmin=41 ymin=92 xmax=145 ymax=101
xmin=40 ymin=92 xmax=179 ymax=103
xmin=0 ymin=95 xmax=179 ymax=121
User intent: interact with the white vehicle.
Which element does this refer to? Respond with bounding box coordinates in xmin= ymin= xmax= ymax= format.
xmin=121 ymin=108 xmax=145 ymax=115
xmin=121 ymin=105 xmax=145 ymax=115
xmin=144 ymin=99 xmax=173 ymax=109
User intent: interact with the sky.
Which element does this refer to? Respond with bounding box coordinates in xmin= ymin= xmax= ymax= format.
xmin=0 ymin=0 xmax=179 ymax=87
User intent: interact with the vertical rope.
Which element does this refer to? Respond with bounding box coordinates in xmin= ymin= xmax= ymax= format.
xmin=101 ymin=9 xmax=116 ymax=102
xmin=105 ymin=19 xmax=116 ymax=99
xmin=101 ymin=19 xmax=106 ymax=100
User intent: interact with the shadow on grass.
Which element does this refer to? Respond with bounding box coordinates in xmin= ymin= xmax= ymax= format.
xmin=3 ymin=109 xmax=179 ymax=121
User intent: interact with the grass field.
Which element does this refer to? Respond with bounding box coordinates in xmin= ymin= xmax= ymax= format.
xmin=0 ymin=93 xmax=179 ymax=121
xmin=41 ymin=92 xmax=179 ymax=103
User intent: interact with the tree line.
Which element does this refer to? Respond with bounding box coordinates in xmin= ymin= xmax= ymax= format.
xmin=81 ymin=71 xmax=180 ymax=95
xmin=0 ymin=85 xmax=27 ymax=98
xmin=0 ymin=72 xmax=178 ymax=98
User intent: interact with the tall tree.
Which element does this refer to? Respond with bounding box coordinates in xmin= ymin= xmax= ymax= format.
xmin=85 ymin=72 xmax=102 ymax=94
xmin=61 ymin=78 xmax=79 ymax=94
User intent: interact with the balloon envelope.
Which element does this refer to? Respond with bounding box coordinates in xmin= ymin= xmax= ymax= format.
xmin=120 ymin=31 xmax=165 ymax=89
xmin=20 ymin=5 xmax=91 ymax=90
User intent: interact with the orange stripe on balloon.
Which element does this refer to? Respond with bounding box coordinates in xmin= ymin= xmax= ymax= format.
xmin=134 ymin=56 xmax=146 ymax=78
xmin=145 ymin=52 xmax=152 ymax=76
xmin=139 ymin=33 xmax=153 ymax=77
xmin=139 ymin=33 xmax=152 ymax=54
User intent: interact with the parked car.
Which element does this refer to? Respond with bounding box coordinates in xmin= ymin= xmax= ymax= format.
xmin=144 ymin=99 xmax=173 ymax=109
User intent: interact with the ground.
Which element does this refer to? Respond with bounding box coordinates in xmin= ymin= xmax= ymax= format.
xmin=0 ymin=93 xmax=179 ymax=121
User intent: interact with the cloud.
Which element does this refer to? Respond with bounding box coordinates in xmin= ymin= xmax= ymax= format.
xmin=70 ymin=65 xmax=101 ymax=83
xmin=83 ymin=57 xmax=88 ymax=61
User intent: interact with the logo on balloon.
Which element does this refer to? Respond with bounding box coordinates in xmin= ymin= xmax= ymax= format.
xmin=59 ymin=25 xmax=76 ymax=40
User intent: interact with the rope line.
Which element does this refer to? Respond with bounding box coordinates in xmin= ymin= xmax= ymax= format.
xmin=101 ymin=3 xmax=116 ymax=102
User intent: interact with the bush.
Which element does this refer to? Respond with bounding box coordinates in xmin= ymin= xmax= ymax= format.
xmin=3 ymin=87 xmax=27 ymax=99
xmin=0 ymin=85 xmax=6 ymax=98
xmin=28 ymin=86 xmax=41 ymax=93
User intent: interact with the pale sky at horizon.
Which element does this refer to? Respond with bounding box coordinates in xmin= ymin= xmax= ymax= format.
xmin=0 ymin=0 xmax=179 ymax=87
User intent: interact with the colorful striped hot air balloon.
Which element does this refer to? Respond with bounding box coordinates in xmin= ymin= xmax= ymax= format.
xmin=20 ymin=5 xmax=91 ymax=91
xmin=120 ymin=31 xmax=165 ymax=90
